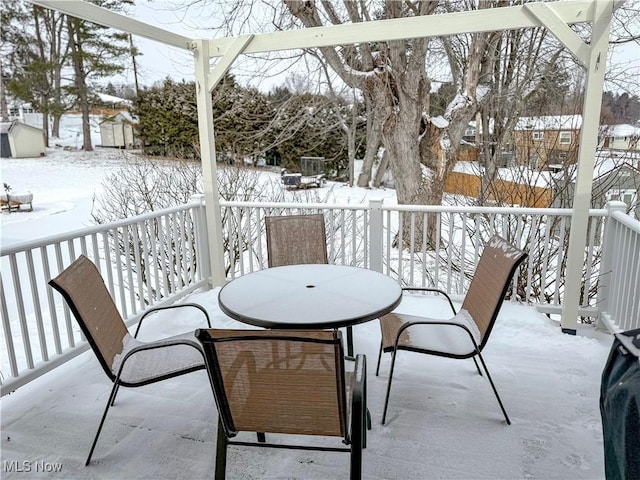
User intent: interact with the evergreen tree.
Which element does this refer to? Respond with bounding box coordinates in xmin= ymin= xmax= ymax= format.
xmin=0 ymin=0 xmax=32 ymax=122
xmin=66 ymin=0 xmax=132 ymax=151
xmin=133 ymin=78 xmax=200 ymax=158
xmin=5 ymin=4 xmax=71 ymax=145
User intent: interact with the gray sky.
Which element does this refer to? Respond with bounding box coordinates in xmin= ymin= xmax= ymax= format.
xmin=114 ymin=1 xmax=639 ymax=96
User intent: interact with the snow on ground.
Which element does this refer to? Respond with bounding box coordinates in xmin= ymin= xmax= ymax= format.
xmin=0 ymin=292 xmax=613 ymax=480
xmin=0 ymin=115 xmax=616 ymax=479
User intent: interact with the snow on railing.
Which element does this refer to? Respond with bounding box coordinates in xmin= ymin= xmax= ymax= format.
xmin=0 ymin=201 xmax=207 ymax=395
xmin=598 ymin=201 xmax=640 ymax=333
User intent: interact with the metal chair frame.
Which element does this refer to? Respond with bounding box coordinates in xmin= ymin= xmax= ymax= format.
xmin=376 ymin=235 xmax=527 ymax=425
xmin=49 ymin=255 xmax=210 ymax=465
xmin=197 ymin=329 xmax=367 ymax=480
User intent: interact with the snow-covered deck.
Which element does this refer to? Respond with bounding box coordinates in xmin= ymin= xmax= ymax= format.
xmin=1 ymin=289 xmax=613 ymax=479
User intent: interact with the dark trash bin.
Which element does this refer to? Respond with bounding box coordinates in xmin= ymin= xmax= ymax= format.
xmin=600 ymin=327 xmax=640 ymax=480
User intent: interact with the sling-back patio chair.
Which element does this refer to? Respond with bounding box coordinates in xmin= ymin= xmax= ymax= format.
xmin=265 ymin=213 xmax=328 ymax=267
xmin=376 ymin=235 xmax=527 ymax=425
xmin=49 ymin=254 xmax=211 ymax=465
xmin=196 ymin=328 xmax=367 ymax=480
xmin=264 ymin=213 xmax=357 ymax=357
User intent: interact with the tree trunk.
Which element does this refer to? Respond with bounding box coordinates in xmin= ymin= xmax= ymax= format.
xmin=356 ymin=98 xmax=381 ymax=187
xmin=68 ymin=18 xmax=92 ymax=151
xmin=40 ymin=96 xmax=50 ymax=147
xmin=372 ymin=148 xmax=388 ymax=188
xmin=283 ymin=0 xmax=488 ymax=236
xmin=0 ymin=66 xmax=9 ymax=122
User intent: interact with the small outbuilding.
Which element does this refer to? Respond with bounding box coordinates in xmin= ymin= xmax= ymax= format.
xmin=99 ymin=112 xmax=136 ymax=149
xmin=0 ymin=121 xmax=46 ymax=158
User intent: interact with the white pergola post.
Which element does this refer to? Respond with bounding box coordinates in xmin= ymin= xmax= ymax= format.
xmin=193 ymin=34 xmax=253 ymax=286
xmin=558 ymin=1 xmax=613 ymax=333
xmin=192 ymin=39 xmax=226 ymax=287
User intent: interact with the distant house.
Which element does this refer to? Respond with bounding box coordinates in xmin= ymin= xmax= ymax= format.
xmin=551 ymin=155 xmax=640 ymax=220
xmin=600 ymin=124 xmax=640 ymax=151
xmin=592 ymin=162 xmax=640 ymax=219
xmin=0 ymin=121 xmax=46 ymax=158
xmin=511 ymin=115 xmax=582 ymax=170
xmin=556 ymin=160 xmax=640 ymax=243
xmin=99 ymin=112 xmax=137 ymax=149
xmin=444 ymin=161 xmax=554 ymax=208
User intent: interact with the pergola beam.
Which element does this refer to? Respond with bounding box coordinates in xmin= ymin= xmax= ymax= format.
xmin=29 ymin=0 xmax=193 ymax=50
xmin=524 ymin=3 xmax=591 ymax=66
xmin=207 ymin=35 xmax=254 ymax=92
xmin=207 ymin=2 xmax=595 ymax=56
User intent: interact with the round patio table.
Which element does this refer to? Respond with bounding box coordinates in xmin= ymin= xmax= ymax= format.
xmin=218 ymin=264 xmax=402 ymax=330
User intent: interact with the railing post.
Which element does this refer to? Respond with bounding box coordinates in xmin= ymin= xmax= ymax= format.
xmin=597 ymin=201 xmax=628 ymax=332
xmin=368 ymin=199 xmax=384 ymax=273
xmin=190 ymin=194 xmax=212 ymax=289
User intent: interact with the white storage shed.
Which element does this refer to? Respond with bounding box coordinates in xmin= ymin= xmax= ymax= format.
xmin=99 ymin=112 xmax=136 ymax=149
xmin=0 ymin=121 xmax=46 ymax=158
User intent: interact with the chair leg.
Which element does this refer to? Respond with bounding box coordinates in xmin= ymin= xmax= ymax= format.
xmin=472 ymin=357 xmax=482 ymax=376
xmin=85 ymin=381 xmax=120 ymax=465
xmin=346 ymin=326 xmax=354 ymax=359
xmin=215 ymin=417 xmax=228 ymax=480
xmin=375 ymin=343 xmax=383 ymax=376
xmin=110 ymin=384 xmax=120 ymax=406
xmin=350 ymin=388 xmax=364 ymax=479
xmin=381 ymin=349 xmax=398 ymax=425
xmin=363 ymin=370 xmax=369 ymax=449
xmin=476 ymin=352 xmax=511 ymax=425
xmin=350 ymin=438 xmax=363 ymax=480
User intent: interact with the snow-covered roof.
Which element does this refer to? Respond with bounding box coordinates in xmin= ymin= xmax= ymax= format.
xmin=0 ymin=120 xmax=44 ymax=134
xmin=602 ymin=123 xmax=640 ymax=137
xmin=96 ymin=92 xmax=132 ymax=106
xmin=514 ymin=115 xmax=582 ymax=131
xmin=100 ymin=111 xmax=136 ymax=124
xmin=452 ymin=150 xmax=640 ymax=188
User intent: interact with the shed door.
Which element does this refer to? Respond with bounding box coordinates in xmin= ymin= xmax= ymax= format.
xmin=0 ymin=133 xmax=11 ymax=157
xmin=124 ymin=125 xmax=134 ymax=148
xmin=113 ymin=124 xmax=125 ymax=147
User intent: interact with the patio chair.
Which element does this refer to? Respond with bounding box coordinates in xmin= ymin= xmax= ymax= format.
xmin=376 ymin=235 xmax=527 ymax=425
xmin=265 ymin=213 xmax=328 ymax=267
xmin=196 ymin=328 xmax=367 ymax=480
xmin=264 ymin=213 xmax=357 ymax=357
xmin=48 ymin=254 xmax=211 ymax=465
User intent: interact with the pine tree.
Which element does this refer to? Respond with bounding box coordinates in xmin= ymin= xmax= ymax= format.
xmin=0 ymin=0 xmax=32 ymax=123
xmin=66 ymin=0 xmax=133 ymax=151
xmin=8 ymin=4 xmax=71 ymax=145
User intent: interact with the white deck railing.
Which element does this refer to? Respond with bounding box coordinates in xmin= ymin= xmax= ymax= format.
xmin=1 ymin=198 xmax=637 ymax=395
xmin=1 ymin=202 xmax=208 ymax=394
xmin=220 ymin=199 xmax=608 ymax=316
xmin=597 ymin=202 xmax=640 ymax=333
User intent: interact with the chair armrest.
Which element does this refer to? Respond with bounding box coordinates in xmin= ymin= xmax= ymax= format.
xmin=134 ymin=303 xmax=211 ymax=338
xmin=113 ymin=337 xmax=204 ymax=381
xmin=349 ymin=354 xmax=367 ymax=446
xmin=401 ymin=287 xmax=457 ymax=314
xmin=394 ymin=319 xmax=481 ymax=353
